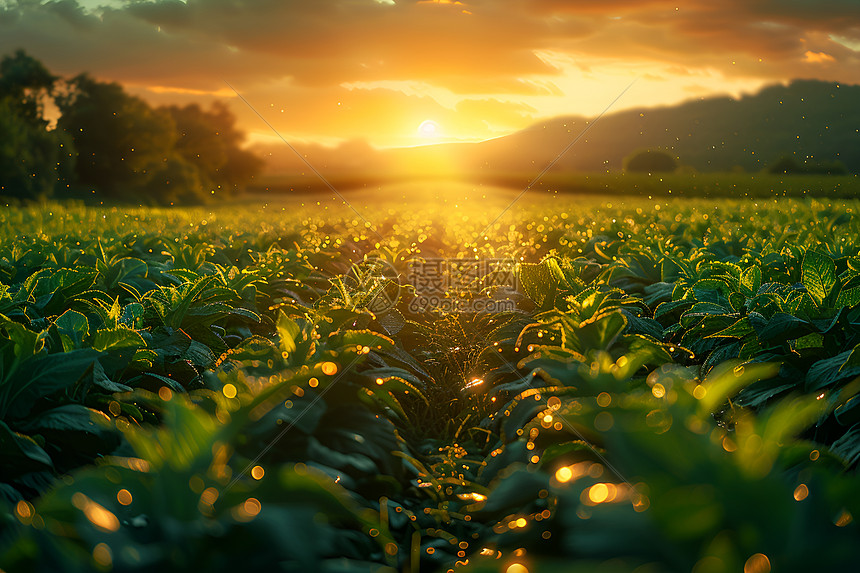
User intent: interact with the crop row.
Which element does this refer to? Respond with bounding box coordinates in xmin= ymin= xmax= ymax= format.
xmin=0 ymin=198 xmax=859 ymax=572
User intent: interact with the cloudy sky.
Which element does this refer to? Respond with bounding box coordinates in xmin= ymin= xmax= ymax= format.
xmin=2 ymin=0 xmax=858 ymax=147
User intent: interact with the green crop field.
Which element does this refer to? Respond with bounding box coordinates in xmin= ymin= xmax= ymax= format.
xmin=2 ymin=188 xmax=860 ymax=572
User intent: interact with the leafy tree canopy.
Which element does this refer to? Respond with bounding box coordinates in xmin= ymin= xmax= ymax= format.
xmin=0 ymin=51 xmax=262 ymax=204
xmin=623 ymin=148 xmax=678 ymax=173
xmin=164 ymin=102 xmax=263 ymax=197
xmin=0 ymin=49 xmax=56 ymax=126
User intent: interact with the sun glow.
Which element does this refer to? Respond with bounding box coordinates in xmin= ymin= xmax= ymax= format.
xmin=418 ymin=120 xmax=439 ymax=138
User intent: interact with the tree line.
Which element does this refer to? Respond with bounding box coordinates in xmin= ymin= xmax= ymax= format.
xmin=0 ymin=50 xmax=262 ymax=204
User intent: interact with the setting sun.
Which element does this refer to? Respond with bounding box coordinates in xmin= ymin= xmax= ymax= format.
xmin=418 ymin=120 xmax=439 ymax=138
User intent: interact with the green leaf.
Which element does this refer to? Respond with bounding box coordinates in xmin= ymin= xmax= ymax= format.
xmin=0 ymin=314 xmax=42 ymax=361
xmin=0 ymin=421 xmax=53 ymax=476
xmin=120 ymin=302 xmax=145 ymax=327
xmin=754 ymin=312 xmax=811 ymax=343
xmin=16 ymin=404 xmax=110 ymax=435
xmin=806 ymin=350 xmax=860 ymax=391
xmin=54 ymin=310 xmax=89 ymax=352
xmin=338 ymin=329 xmax=395 ymax=352
xmin=740 ymin=265 xmax=762 ymax=297
xmin=802 ymin=250 xmax=837 ymax=307
xmin=578 ymin=311 xmax=627 ymax=351
xmin=92 ymin=327 xmax=146 ymax=353
xmin=519 ymin=258 xmax=564 ymax=310
xmin=699 ymin=361 xmax=780 ymax=413
xmin=185 ymin=340 xmax=216 ymax=369
xmin=836 ymin=286 xmax=860 ymax=308
xmin=706 ymin=316 xmax=753 ymax=339
xmin=839 ymin=343 xmax=860 ymax=372
xmin=829 ymin=423 xmax=860 ymax=466
xmin=277 ymin=311 xmax=301 ymax=356
xmin=0 ymin=349 xmax=101 ymax=419
xmin=365 ymin=368 xmax=429 ymax=405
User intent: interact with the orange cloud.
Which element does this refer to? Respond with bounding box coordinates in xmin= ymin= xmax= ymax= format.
xmin=804 ymin=50 xmax=836 ymax=63
xmin=1 ymin=0 xmax=859 ymax=147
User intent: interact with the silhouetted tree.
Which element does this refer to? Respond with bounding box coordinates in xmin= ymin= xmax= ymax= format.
xmin=0 ymin=51 xmax=73 ymax=199
xmin=164 ymin=102 xmax=262 ymax=196
xmin=768 ymin=156 xmax=803 ymax=174
xmin=56 ymin=74 xmax=198 ymax=203
xmin=623 ymin=149 xmax=678 ymax=173
xmin=0 ymin=98 xmax=74 ymax=199
xmin=768 ymin=154 xmax=848 ymax=175
xmin=0 ymin=49 xmax=56 ymax=126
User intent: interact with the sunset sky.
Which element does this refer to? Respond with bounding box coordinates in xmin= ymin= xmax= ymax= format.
xmin=1 ymin=0 xmax=859 ymax=148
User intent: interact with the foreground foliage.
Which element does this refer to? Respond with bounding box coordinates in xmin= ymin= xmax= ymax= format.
xmin=1 ymin=195 xmax=860 ymax=572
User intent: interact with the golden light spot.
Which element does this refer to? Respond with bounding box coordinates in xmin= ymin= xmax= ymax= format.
xmin=744 ymin=553 xmax=771 ymax=573
xmin=809 ymin=449 xmax=820 ymax=461
xmin=321 ymin=361 xmax=338 ymax=375
xmin=722 ymin=436 xmax=738 ymax=452
xmin=158 ymin=386 xmax=173 ymax=401
xmin=555 ymin=466 xmax=573 ymax=483
xmin=385 ymin=542 xmax=398 ymax=555
xmin=530 ymin=455 xmax=540 ymax=463
xmin=426 ymin=547 xmax=435 ymax=555
xmin=506 ymin=563 xmax=529 ymax=573
xmin=189 ymin=475 xmax=204 ymax=493
xmin=594 ymin=411 xmax=614 ymax=431
xmin=589 ymin=483 xmax=610 ymax=504
xmin=793 ymin=484 xmax=809 ymax=501
xmin=15 ymin=500 xmax=33 ymax=520
xmin=596 ymin=392 xmax=611 ymax=407
xmin=308 ymin=377 xmax=319 ymax=388
xmin=588 ymin=463 xmax=604 ymax=478
xmin=108 ymin=401 xmax=122 ymax=416
xmin=376 ymin=378 xmax=384 ymax=385
xmin=632 ymin=492 xmax=650 ymax=512
xmin=251 ymin=465 xmax=265 ymax=480
xmin=92 ymin=543 xmax=112 ymax=567
xmin=835 ymin=509 xmax=853 ymax=527
xmin=79 ymin=496 xmax=120 ymax=532
xmin=693 ymin=385 xmax=707 ymax=399
xmin=515 ymin=517 xmax=527 ymax=528
xmin=652 ymin=383 xmax=666 ymax=398
xmin=222 ymin=384 xmax=237 ymax=399
xmin=244 ymin=498 xmax=262 ymax=517
xmin=116 ymin=489 xmax=133 ymax=506
xmin=200 ymin=487 xmax=219 ymax=505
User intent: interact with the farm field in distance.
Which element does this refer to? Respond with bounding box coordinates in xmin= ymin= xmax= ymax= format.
xmin=2 ymin=185 xmax=860 ymax=572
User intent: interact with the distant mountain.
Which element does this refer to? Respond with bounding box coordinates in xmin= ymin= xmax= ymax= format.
xmin=456 ymin=79 xmax=859 ymax=175
xmin=258 ymin=80 xmax=860 ymax=178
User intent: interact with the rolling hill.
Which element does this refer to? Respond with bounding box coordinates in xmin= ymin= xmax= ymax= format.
xmin=258 ymin=80 xmax=860 ymax=179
